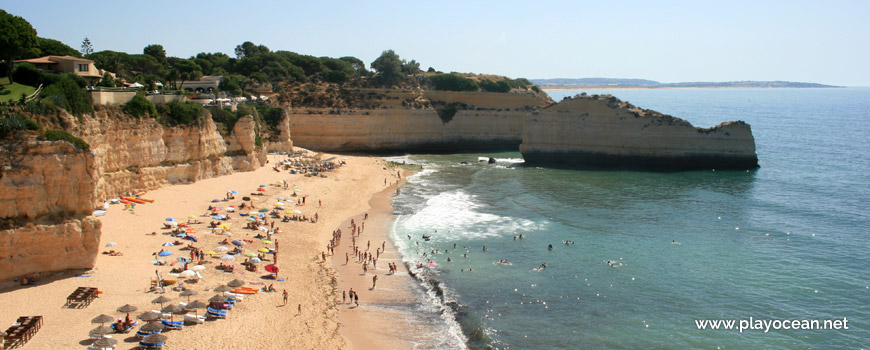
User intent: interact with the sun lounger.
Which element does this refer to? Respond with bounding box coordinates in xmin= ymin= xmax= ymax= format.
xmin=139 ymin=341 xmax=164 ymax=349
xmin=184 ymin=314 xmax=206 ymax=324
xmin=136 ymin=329 xmax=161 ymax=338
xmin=3 ymin=316 xmax=42 ymax=348
xmin=224 ymin=292 xmax=244 ymax=300
xmin=65 ymin=287 xmax=99 ymax=308
xmin=151 ymin=310 xmax=171 ymax=319
xmin=161 ymin=319 xmax=183 ymax=330
xmin=230 ymin=288 xmax=259 ymax=294
xmin=206 ymin=307 xmax=228 ymax=319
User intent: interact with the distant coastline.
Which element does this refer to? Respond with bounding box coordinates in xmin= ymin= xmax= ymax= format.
xmin=532 ymin=78 xmax=842 ymax=90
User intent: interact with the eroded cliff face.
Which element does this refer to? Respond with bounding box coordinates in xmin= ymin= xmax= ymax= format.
xmin=0 ymin=141 xmax=100 ymax=281
xmin=265 ymin=107 xmax=294 ymax=154
xmin=288 ymin=90 xmax=548 ymax=152
xmin=61 ymin=108 xmax=269 ymax=203
xmin=0 ymin=107 xmax=283 ymax=281
xmin=519 ymin=95 xmax=758 ymax=170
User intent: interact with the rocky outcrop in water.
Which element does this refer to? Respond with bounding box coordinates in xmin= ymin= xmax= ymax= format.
xmin=519 ymin=94 xmax=758 ymax=170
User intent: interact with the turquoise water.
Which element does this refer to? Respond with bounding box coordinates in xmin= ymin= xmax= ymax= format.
xmin=388 ymin=88 xmax=870 ymax=349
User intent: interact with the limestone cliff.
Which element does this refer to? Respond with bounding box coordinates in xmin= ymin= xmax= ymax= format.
xmin=59 ymin=108 xmax=269 ymax=203
xmin=288 ymin=90 xmax=549 ymax=152
xmin=0 ymin=141 xmax=100 ymax=281
xmin=0 ymin=106 xmax=286 ymax=281
xmin=519 ymin=95 xmax=758 ymax=170
xmin=265 ymin=107 xmax=294 ymax=154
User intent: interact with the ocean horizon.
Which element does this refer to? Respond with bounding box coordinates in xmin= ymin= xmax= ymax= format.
xmin=386 ymin=87 xmax=870 ymax=349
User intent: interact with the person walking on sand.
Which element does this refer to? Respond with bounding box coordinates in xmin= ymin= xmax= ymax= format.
xmin=372 ymin=275 xmax=378 ymax=289
xmin=298 ymin=304 xmax=302 ymax=315
xmin=283 ymin=289 xmax=288 ymax=305
xmin=342 ymin=290 xmax=347 ymax=304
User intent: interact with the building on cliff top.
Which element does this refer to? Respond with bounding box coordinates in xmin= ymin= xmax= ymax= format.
xmin=14 ymin=55 xmax=103 ymax=83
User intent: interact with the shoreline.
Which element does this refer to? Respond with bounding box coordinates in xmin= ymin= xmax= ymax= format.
xmin=0 ymin=150 xmax=394 ymax=349
xmin=541 ymin=86 xmax=843 ymax=91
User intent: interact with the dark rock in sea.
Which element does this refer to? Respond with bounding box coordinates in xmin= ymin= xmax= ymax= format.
xmin=488 ymin=157 xmax=496 ymax=164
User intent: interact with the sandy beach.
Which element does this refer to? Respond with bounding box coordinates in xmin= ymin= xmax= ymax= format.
xmin=0 ymin=149 xmax=402 ymax=349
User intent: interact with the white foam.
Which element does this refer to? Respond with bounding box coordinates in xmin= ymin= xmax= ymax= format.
xmin=396 ymin=190 xmax=541 ymax=242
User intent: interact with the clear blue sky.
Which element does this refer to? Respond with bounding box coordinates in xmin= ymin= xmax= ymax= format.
xmin=4 ymin=0 xmax=869 ymax=86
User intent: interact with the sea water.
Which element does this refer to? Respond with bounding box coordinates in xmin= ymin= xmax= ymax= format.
xmin=387 ymin=88 xmax=870 ymax=349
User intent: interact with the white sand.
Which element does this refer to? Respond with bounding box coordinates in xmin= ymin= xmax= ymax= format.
xmin=0 ymin=150 xmax=397 ymax=349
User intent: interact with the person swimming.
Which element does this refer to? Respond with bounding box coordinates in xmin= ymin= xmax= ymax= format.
xmin=548 ymin=244 xmax=553 ymax=250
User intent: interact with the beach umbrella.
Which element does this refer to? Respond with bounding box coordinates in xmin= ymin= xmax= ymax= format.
xmin=273 ymin=203 xmax=284 ymax=207
xmin=143 ymin=334 xmax=168 ymax=344
xmin=117 ymin=304 xmax=138 ymax=314
xmin=265 ymin=264 xmax=279 ymax=273
xmin=178 ymin=270 xmax=196 ymax=278
xmin=184 ymin=300 xmax=207 ymax=311
xmin=184 ymin=300 xmax=208 ymax=319
xmin=91 ymin=314 xmax=115 ymax=325
xmin=261 ymin=240 xmax=272 ymax=244
xmin=258 ymin=213 xmax=266 ymax=218
xmin=231 ymin=240 xmax=243 ymax=246
xmin=187 ymin=215 xmax=198 ymax=219
xmin=259 ymin=184 xmax=267 ymax=188
xmin=212 ymin=215 xmax=223 ymax=220
xmin=249 ymin=197 xmax=258 ymax=201
xmin=116 ymin=304 xmax=138 ymax=320
xmin=293 ymin=209 xmax=302 ymax=214
xmin=228 ymin=190 xmax=238 ymax=194
xmin=247 ymin=217 xmax=256 ymax=221
xmin=162 ymin=242 xmax=174 ymax=247
xmin=138 ymin=311 xmax=162 ymax=322
xmin=249 ymin=257 xmax=261 ymax=264
xmin=226 ymin=207 xmax=235 ymax=212
xmin=105 ymin=242 xmax=117 ymax=247
xmin=294 ymin=187 xmax=301 ymax=192
xmin=213 ymin=285 xmax=232 ymax=293
xmin=162 ymin=304 xmax=186 ymax=320
xmin=227 ymin=279 xmax=245 ymax=288
xmin=176 ymin=233 xmax=187 ymax=238
xmin=257 ymin=188 xmax=266 ymax=192
xmin=204 ymin=250 xmax=217 ymax=255
xmin=209 ymin=294 xmax=227 ymax=302
xmin=216 ymin=246 xmax=229 ymax=253
xmin=243 ymin=252 xmax=257 ymax=257
xmin=219 ymin=255 xmax=235 ymax=261
xmin=89 ymin=325 xmax=114 ymax=337
xmin=258 ymin=208 xmax=269 ymax=212
xmin=180 ymin=289 xmax=198 ymax=302
xmin=166 ymin=218 xmax=175 ymax=222
xmin=167 ymin=221 xmax=178 ymax=227
xmin=140 ymin=321 xmax=165 ymax=331
xmin=177 ymin=257 xmax=190 ymax=263
xmin=191 ymin=265 xmax=206 ymax=271
xmin=151 ymin=295 xmax=172 ymax=309
xmin=258 ymin=248 xmax=270 ymax=253
xmin=284 ymin=210 xmax=293 ymax=214
xmin=92 ymin=338 xmax=117 ymax=348
xmin=158 ymin=250 xmax=173 ymax=257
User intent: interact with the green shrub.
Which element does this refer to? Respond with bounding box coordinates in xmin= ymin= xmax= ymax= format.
xmin=25 ymin=99 xmax=56 ymax=115
xmin=429 ymin=74 xmax=479 ymax=91
xmin=254 ymin=135 xmax=263 ymax=148
xmin=44 ymin=129 xmax=90 ymax=149
xmin=254 ymin=105 xmax=283 ymax=130
xmin=0 ymin=114 xmax=40 ymax=137
xmin=12 ymin=62 xmax=59 ymax=87
xmin=156 ymin=101 xmax=204 ymax=126
xmin=207 ymin=106 xmax=240 ymax=134
xmin=480 ymin=79 xmax=511 ymax=93
xmin=41 ymin=74 xmax=93 ymax=116
xmin=123 ymin=93 xmax=157 ymax=117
